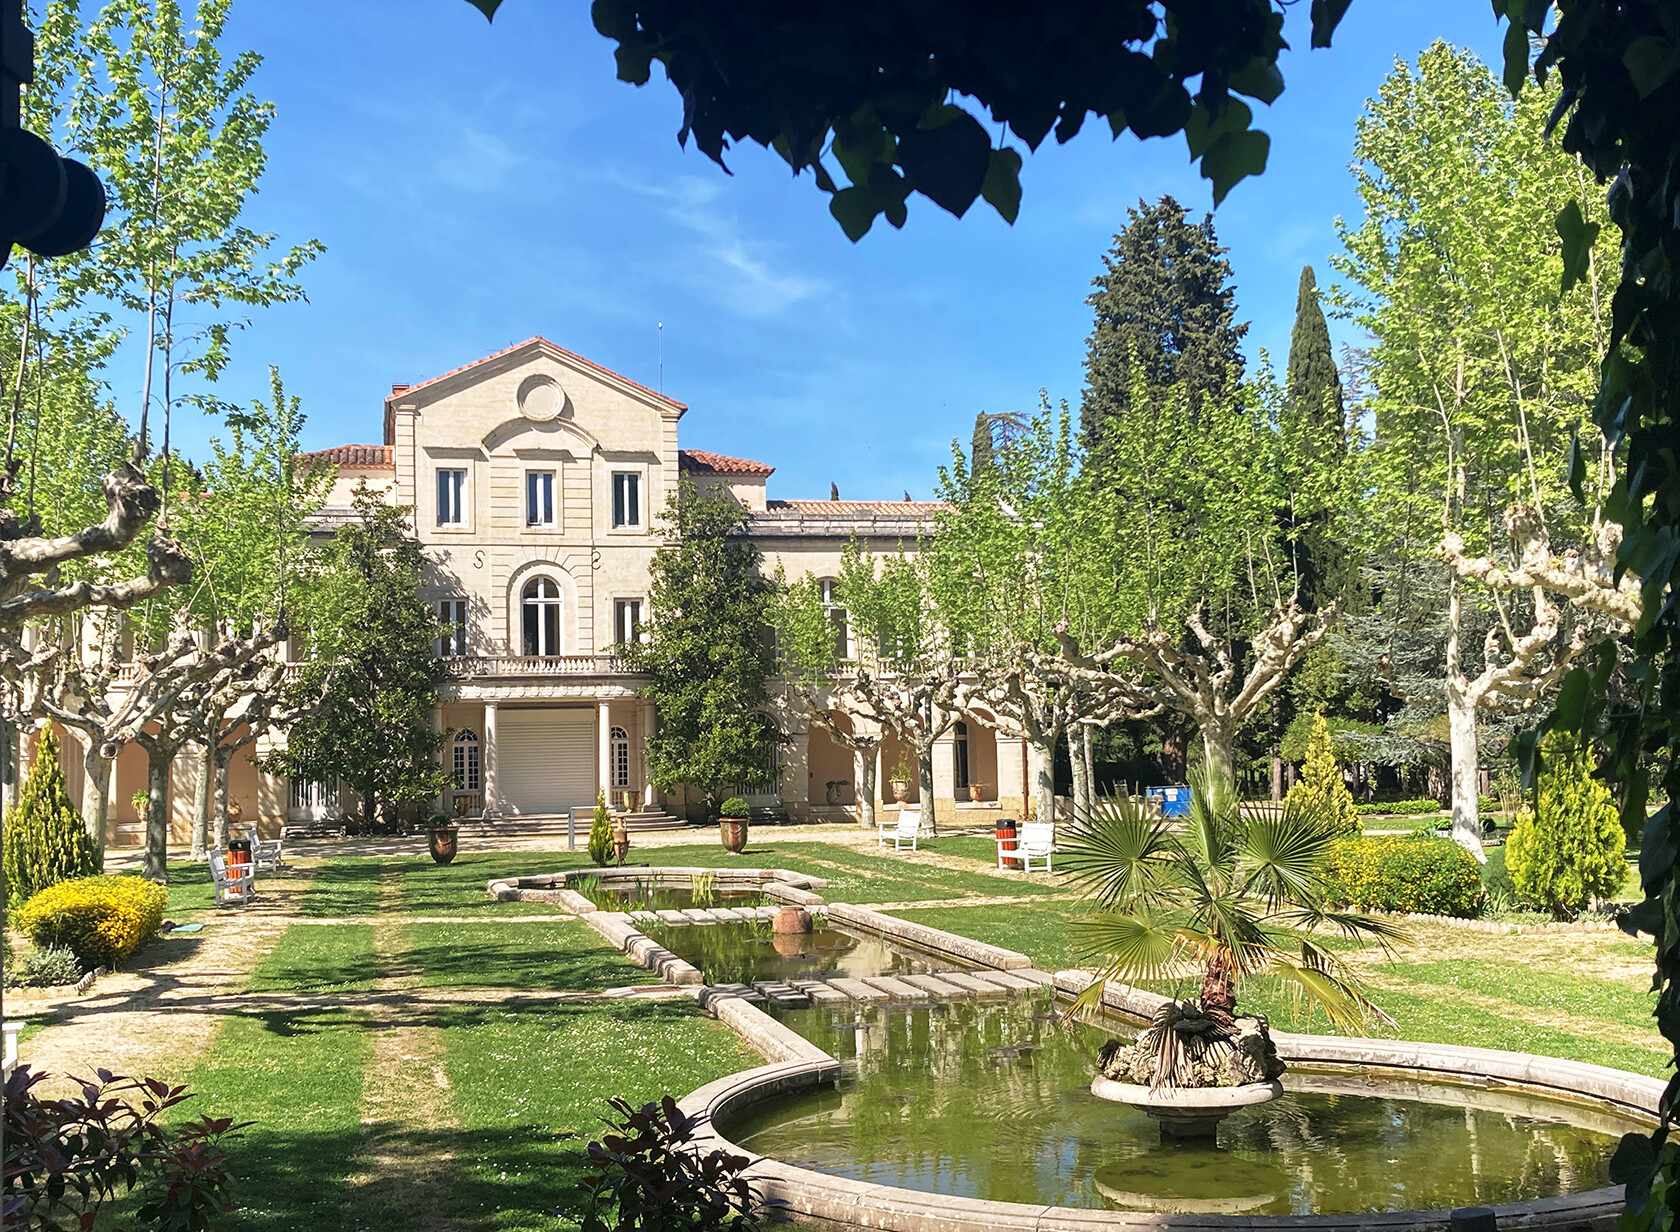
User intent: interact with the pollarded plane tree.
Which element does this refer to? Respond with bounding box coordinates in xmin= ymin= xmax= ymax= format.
xmin=1334 ymin=44 xmax=1621 ymax=854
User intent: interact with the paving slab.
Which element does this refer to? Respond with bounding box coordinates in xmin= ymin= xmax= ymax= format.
xmin=791 ymin=980 xmax=850 ymax=1007
xmin=936 ymin=972 xmax=1014 ymax=1000
xmin=899 ymin=973 xmax=974 ymax=1000
xmin=680 ymin=909 xmax=716 ymax=924
xmin=654 ymin=910 xmax=690 ymax=926
xmin=859 ymin=976 xmax=932 ymax=1002
xmin=967 ymin=970 xmax=1041 ymax=993
xmin=825 ymin=977 xmax=890 ymax=1003
xmin=753 ymin=980 xmax=812 ymax=1008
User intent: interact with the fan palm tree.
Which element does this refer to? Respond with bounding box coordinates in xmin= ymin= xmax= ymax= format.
xmin=1059 ymin=773 xmax=1405 ymax=1034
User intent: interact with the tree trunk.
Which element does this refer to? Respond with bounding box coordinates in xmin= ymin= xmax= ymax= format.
xmin=1446 ymin=686 xmax=1486 ymax=861
xmin=1160 ymin=723 xmax=1190 ymax=783
xmin=1082 ymin=724 xmax=1097 ymax=803
xmin=0 ymin=716 xmax=17 ymax=813
xmin=1069 ymin=726 xmax=1091 ymax=818
xmin=142 ymin=747 xmax=172 ymax=882
xmin=1201 ymin=725 xmax=1236 ymax=791
xmin=1032 ymin=738 xmax=1057 ymax=824
xmin=190 ymin=741 xmax=213 ymax=862
xmin=1270 ymin=695 xmax=1283 ymax=801
xmin=853 ymin=745 xmax=877 ymax=830
xmin=917 ymin=745 xmax=937 ymax=837
xmin=213 ymin=750 xmax=233 ymax=853
xmin=72 ymin=731 xmax=111 ymax=860
xmin=1200 ymin=948 xmax=1237 ymax=1014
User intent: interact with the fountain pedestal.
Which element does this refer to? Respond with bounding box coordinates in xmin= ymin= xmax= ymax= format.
xmin=1090 ymin=1077 xmax=1283 ymax=1138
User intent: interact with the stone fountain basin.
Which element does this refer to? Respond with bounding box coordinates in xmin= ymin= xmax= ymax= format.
xmin=1090 ymin=1076 xmax=1285 ymax=1137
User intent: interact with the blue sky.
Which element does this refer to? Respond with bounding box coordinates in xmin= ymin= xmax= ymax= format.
xmin=127 ymin=1 xmax=1506 ymax=501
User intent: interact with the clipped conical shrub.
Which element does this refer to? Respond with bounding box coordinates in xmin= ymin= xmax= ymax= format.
xmin=2 ymin=728 xmax=99 ymax=907
xmin=588 ymin=788 xmax=613 ymax=868
xmin=1285 ymin=712 xmax=1360 ymax=835
xmin=1506 ymin=734 xmax=1627 ymax=919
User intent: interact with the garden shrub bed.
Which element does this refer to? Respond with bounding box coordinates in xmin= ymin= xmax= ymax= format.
xmin=1356 ymin=798 xmax=1443 ymax=816
xmin=15 ymin=875 xmax=169 ymax=968
xmin=1325 ymin=835 xmax=1485 ymax=918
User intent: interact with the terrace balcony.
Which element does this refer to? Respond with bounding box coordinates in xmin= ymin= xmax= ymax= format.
xmin=441 ymin=654 xmax=644 ymax=680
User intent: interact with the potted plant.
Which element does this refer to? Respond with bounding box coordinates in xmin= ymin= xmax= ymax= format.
xmin=825 ymin=779 xmax=850 ymax=805
xmin=426 ymin=811 xmax=460 ymax=865
xmin=888 ymin=756 xmax=912 ymax=804
xmin=968 ymin=782 xmax=989 ymax=803
xmin=718 ymin=796 xmax=750 ymax=854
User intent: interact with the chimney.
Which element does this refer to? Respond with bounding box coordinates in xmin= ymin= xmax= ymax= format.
xmin=391 ymin=383 xmax=410 ymax=396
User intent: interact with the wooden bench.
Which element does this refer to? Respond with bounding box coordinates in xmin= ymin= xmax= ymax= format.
xmin=998 ymin=819 xmax=1055 ymax=872
xmin=238 ymin=826 xmax=286 ymax=875
xmin=877 ymin=808 xmax=922 ymax=852
xmin=209 ymin=850 xmax=255 ymax=907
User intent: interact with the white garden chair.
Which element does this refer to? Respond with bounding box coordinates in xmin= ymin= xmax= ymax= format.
xmin=237 ymin=825 xmax=286 ymax=875
xmin=998 ymin=820 xmax=1055 ymax=872
xmin=209 ymin=850 xmax=255 ymax=907
xmin=878 ymin=808 xmax=922 ymax=852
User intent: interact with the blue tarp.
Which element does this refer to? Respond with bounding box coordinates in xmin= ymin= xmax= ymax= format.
xmin=1147 ymin=785 xmax=1193 ymax=817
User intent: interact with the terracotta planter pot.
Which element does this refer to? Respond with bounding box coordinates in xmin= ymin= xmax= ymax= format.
xmin=428 ymin=825 xmax=460 ymax=865
xmin=969 ymin=783 xmax=988 ymax=803
xmin=890 ymin=780 xmax=910 ymax=803
xmin=719 ymin=817 xmax=749 ymax=854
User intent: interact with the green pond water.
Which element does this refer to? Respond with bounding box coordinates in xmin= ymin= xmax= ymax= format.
xmin=571 ymin=880 xmax=766 ymax=913
xmin=647 ymin=924 xmax=959 ymax=987
xmin=726 ymin=996 xmax=1633 ymax=1215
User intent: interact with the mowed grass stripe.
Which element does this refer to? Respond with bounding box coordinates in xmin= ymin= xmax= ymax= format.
xmin=397 ymin=920 xmax=649 ymax=991
xmin=245 ymin=923 xmax=379 ymax=993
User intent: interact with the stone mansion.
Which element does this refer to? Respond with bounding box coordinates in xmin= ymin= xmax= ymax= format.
xmin=75 ymin=338 xmax=1035 ymax=844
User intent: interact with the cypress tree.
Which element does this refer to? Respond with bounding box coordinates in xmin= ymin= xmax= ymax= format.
xmin=1284 ymin=712 xmax=1360 ymax=835
xmin=970 ymin=413 xmax=994 ymax=476
xmin=1284 ymin=266 xmax=1345 ymax=436
xmin=588 ymin=789 xmax=613 ymax=867
xmin=2 ymin=728 xmax=100 ymax=907
xmin=1080 ymin=195 xmax=1247 ymax=452
xmin=1506 ymin=735 xmax=1627 ymax=920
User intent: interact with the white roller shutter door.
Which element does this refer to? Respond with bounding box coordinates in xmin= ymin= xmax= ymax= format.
xmin=497 ymin=709 xmax=596 ymax=814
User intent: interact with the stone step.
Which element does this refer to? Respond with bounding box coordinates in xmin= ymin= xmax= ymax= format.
xmin=937 ymin=972 xmax=1014 ymax=1000
xmin=709 ymin=982 xmax=766 ymax=1003
xmin=791 ymin=979 xmax=851 ymax=1007
xmin=899 ymin=973 xmax=974 ymax=1000
xmin=859 ymin=976 xmax=932 ymax=1002
xmin=969 ymin=970 xmax=1041 ymax=993
xmin=680 ymin=909 xmax=715 ymax=924
xmin=752 ymin=980 xmax=811 ymax=1008
xmin=825 ymin=977 xmax=891 ymax=1003
xmin=709 ymin=907 xmax=750 ymax=922
xmin=654 ymin=910 xmax=690 ymax=927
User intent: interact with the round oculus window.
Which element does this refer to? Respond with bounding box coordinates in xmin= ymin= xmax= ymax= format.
xmin=518 ymin=376 xmax=564 ymax=421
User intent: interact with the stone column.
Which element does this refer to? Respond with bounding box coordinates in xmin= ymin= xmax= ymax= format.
xmin=482 ymin=702 xmax=499 ymax=819
xmin=781 ymin=724 xmax=810 ymax=821
xmin=996 ymin=737 xmax=1027 ymax=819
xmin=598 ymin=699 xmax=612 ymax=804
xmin=931 ymin=727 xmax=957 ymax=828
xmin=642 ymin=704 xmax=658 ymax=810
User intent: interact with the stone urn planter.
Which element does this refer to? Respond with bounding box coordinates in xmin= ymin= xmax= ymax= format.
xmin=428 ymin=821 xmax=460 ymax=865
xmin=890 ymin=779 xmax=910 ymax=803
xmin=968 ymin=782 xmax=988 ymax=803
xmin=719 ymin=817 xmax=749 ymax=854
xmin=1093 ymin=1002 xmax=1286 ymax=1138
xmin=771 ymin=905 xmax=812 ymax=934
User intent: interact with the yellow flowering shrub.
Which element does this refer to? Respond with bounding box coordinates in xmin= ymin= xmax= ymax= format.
xmin=16 ymin=875 xmax=168 ymax=968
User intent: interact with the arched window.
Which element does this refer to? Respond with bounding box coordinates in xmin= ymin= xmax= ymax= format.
xmin=521 ymin=577 xmax=562 ymax=656
xmin=452 ymin=729 xmax=481 ymax=792
xmin=610 ymin=725 xmax=630 ymax=789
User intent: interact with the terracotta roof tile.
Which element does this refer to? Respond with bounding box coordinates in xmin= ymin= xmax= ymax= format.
xmin=385 ymin=336 xmax=687 ymax=412
xmin=679 ymin=449 xmax=775 ymax=477
xmin=298 ymin=444 xmax=393 ymax=469
xmin=766 ymin=499 xmax=951 ymax=516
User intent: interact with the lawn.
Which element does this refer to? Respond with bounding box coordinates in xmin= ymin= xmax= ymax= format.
xmin=245 ymin=924 xmax=380 ymax=993
xmin=396 ymin=921 xmax=649 ymax=991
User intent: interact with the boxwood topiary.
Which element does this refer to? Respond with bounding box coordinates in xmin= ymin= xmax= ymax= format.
xmin=1323 ymin=835 xmax=1485 ymax=918
xmin=719 ymin=797 xmax=749 ymax=819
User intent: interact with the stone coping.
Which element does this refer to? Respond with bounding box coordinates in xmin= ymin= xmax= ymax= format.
xmin=826 ymin=903 xmax=1033 ymax=970
xmin=485 ymin=866 xmax=829 ymax=910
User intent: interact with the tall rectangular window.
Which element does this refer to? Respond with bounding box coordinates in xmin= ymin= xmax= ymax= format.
xmin=612 ymin=471 xmax=640 ymax=528
xmin=820 ymin=578 xmax=849 ymax=661
xmin=614 ymin=598 xmax=642 ymax=648
xmin=436 ymin=468 xmax=466 ymax=526
xmin=437 ymin=599 xmax=467 ymax=657
xmin=525 ymin=470 xmax=555 ymax=527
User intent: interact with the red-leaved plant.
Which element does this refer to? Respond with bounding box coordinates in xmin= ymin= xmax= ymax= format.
xmin=2 ymin=1064 xmax=248 ymax=1231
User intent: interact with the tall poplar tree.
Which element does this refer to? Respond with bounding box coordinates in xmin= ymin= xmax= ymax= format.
xmin=1079 ymin=195 xmax=1247 ymax=451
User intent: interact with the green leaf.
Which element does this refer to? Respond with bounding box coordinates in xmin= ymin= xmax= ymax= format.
xmin=1565 ymin=429 xmax=1586 ymax=501
xmin=1184 ymin=97 xmax=1253 ymax=159
xmin=1309 ymin=0 xmax=1353 ymax=49
xmin=827 ymin=187 xmax=878 ymax=242
xmin=1623 ymin=36 xmax=1680 ymax=99
xmin=1229 ymin=57 xmax=1284 ymax=105
xmin=1502 ymin=19 xmax=1531 ymax=97
xmin=1199 ymin=127 xmax=1270 ymax=206
xmin=896 ymin=107 xmax=993 ymax=218
xmin=465 ymin=0 xmax=504 ymax=17
xmin=1555 ymin=199 xmax=1601 ymax=294
xmin=1552 ymin=666 xmax=1592 ymax=731
xmin=979 ymin=147 xmax=1023 ymax=224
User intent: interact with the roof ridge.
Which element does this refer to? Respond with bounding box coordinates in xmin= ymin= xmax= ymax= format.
xmin=386 ymin=337 xmax=687 ymax=412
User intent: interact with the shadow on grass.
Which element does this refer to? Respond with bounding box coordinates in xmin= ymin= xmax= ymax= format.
xmin=299 ymin=858 xmax=397 ymax=917
xmin=396 ymin=925 xmax=644 ymax=991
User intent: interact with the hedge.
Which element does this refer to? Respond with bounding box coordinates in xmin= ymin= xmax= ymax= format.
xmin=1323 ymin=835 xmax=1485 ymax=918
xmin=15 ymin=875 xmax=168 ymax=968
xmin=1354 ymin=798 xmax=1442 ymax=816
